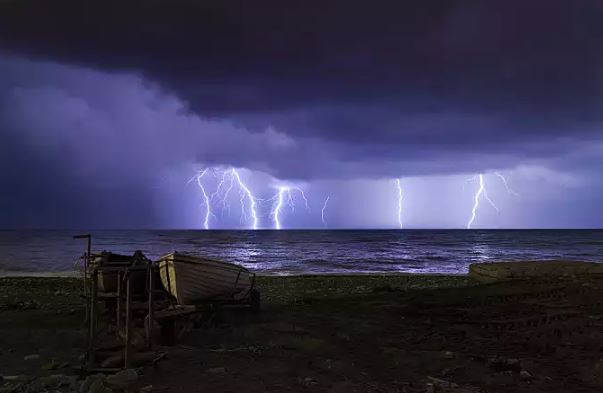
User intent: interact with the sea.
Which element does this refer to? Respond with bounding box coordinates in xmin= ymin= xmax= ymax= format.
xmin=0 ymin=230 xmax=601 ymax=276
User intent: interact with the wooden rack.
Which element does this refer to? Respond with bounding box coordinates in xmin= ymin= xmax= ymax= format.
xmin=73 ymin=235 xmax=259 ymax=371
xmin=85 ymin=263 xmax=157 ymax=369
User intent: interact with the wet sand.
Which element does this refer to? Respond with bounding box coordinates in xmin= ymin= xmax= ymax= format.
xmin=1 ymin=274 xmax=603 ymax=392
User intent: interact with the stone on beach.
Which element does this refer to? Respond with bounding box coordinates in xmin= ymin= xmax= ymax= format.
xmin=105 ymin=369 xmax=139 ymax=389
xmin=469 ymin=261 xmax=603 ymax=283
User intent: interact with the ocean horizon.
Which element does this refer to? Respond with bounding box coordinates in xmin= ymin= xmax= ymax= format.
xmin=0 ymin=229 xmax=601 ymax=276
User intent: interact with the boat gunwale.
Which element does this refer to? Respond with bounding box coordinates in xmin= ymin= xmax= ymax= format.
xmin=157 ymin=253 xmax=252 ymax=274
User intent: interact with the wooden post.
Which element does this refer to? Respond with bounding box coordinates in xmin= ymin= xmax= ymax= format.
xmin=116 ymin=270 xmax=122 ymax=333
xmin=73 ymin=234 xmax=92 ymax=325
xmin=125 ymin=271 xmax=132 ymax=369
xmin=165 ymin=261 xmax=173 ymax=306
xmin=88 ymin=267 xmax=98 ymax=367
xmin=85 ymin=236 xmax=91 ymax=292
xmin=147 ymin=264 xmax=154 ymax=349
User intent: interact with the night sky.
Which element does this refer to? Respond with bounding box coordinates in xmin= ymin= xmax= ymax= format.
xmin=1 ymin=0 xmax=602 ymax=229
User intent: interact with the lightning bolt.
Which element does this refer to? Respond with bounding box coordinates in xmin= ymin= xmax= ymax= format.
xmin=395 ymin=179 xmax=403 ymax=229
xmin=466 ymin=174 xmax=484 ymax=229
xmin=231 ymin=168 xmax=259 ymax=230
xmin=192 ymin=167 xmax=313 ymax=230
xmin=271 ymin=187 xmax=287 ymax=230
xmin=211 ymin=169 xmax=235 ymax=215
xmin=189 ymin=169 xmax=214 ymax=230
xmin=321 ymin=196 xmax=330 ymax=227
xmin=270 ymin=185 xmax=309 ymax=229
xmin=494 ymin=172 xmax=520 ymax=197
xmin=466 ymin=174 xmax=499 ymax=229
xmin=191 ymin=167 xmax=259 ymax=229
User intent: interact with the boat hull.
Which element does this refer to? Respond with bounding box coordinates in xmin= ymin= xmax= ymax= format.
xmin=158 ymin=253 xmax=253 ymax=305
xmin=91 ymin=252 xmax=147 ymax=293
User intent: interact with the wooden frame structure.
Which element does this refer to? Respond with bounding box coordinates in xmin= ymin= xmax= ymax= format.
xmin=74 ymin=235 xmax=260 ymax=371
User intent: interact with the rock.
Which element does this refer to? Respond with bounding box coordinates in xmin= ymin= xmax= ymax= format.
xmin=328 ymin=381 xmax=356 ymax=393
xmin=0 ymin=382 xmax=24 ymax=393
xmin=0 ymin=376 xmax=21 ymax=382
xmin=106 ymin=369 xmax=138 ymax=390
xmin=427 ymin=376 xmax=458 ymax=388
xmin=441 ymin=366 xmax=463 ymax=377
xmin=87 ymin=378 xmax=112 ymax=393
xmin=101 ymin=351 xmax=159 ymax=368
xmin=42 ymin=359 xmax=59 ymax=370
xmin=23 ymin=354 xmax=40 ymax=361
xmin=487 ymin=357 xmax=521 ymax=372
xmin=79 ymin=374 xmax=106 ymax=393
xmin=587 ymin=358 xmax=603 ymax=386
xmin=140 ymin=385 xmax=153 ymax=393
xmin=51 ymin=374 xmax=78 ymax=389
xmin=29 ymin=376 xmax=62 ymax=391
xmin=206 ymin=367 xmax=227 ymax=374
xmin=520 ymin=370 xmax=532 ymax=381
xmin=469 ymin=260 xmax=603 ymax=283
xmin=131 ymin=352 xmax=160 ymax=367
xmin=100 ymin=353 xmax=124 ymax=368
xmin=335 ymin=332 xmax=351 ymax=342
xmin=507 ymin=358 xmax=520 ymax=367
xmin=301 ymin=377 xmax=318 ymax=386
xmin=57 ymin=361 xmax=71 ymax=369
xmin=489 ymin=370 xmax=515 ymax=386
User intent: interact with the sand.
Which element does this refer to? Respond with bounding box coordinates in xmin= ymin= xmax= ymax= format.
xmin=1 ymin=274 xmax=603 ymax=392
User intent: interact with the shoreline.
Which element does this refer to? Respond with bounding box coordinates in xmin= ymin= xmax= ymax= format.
xmin=0 ymin=271 xmax=81 ymax=278
xmin=0 ymin=270 xmax=468 ymax=278
xmin=2 ymin=259 xmax=599 ymax=279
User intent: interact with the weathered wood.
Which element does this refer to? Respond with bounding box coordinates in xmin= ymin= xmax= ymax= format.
xmin=125 ymin=274 xmax=132 ymax=369
xmin=147 ymin=264 xmax=154 ymax=349
xmin=116 ymin=271 xmax=122 ymax=333
xmin=87 ymin=267 xmax=98 ymax=367
xmin=154 ymin=305 xmax=197 ymax=319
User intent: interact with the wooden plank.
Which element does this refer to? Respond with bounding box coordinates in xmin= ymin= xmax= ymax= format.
xmin=154 ymin=305 xmax=197 ymax=319
xmin=125 ymin=276 xmax=131 ymax=369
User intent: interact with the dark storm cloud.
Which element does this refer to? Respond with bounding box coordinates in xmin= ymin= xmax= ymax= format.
xmin=0 ymin=115 xmax=157 ymax=229
xmin=0 ymin=57 xmax=312 ymax=227
xmin=1 ymin=0 xmax=602 ymax=152
xmin=1 ymin=0 xmax=603 ymax=228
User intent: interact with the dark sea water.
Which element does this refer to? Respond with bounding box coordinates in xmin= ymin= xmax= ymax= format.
xmin=0 ymin=230 xmax=601 ymax=275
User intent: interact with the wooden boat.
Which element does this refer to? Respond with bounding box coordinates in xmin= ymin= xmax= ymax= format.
xmin=157 ymin=252 xmax=255 ymax=305
xmin=469 ymin=260 xmax=603 ymax=283
xmin=90 ymin=251 xmax=149 ymax=293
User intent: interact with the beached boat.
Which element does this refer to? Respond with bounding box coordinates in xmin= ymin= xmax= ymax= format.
xmin=469 ymin=260 xmax=603 ymax=283
xmin=90 ymin=251 xmax=149 ymax=293
xmin=157 ymin=252 xmax=255 ymax=305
